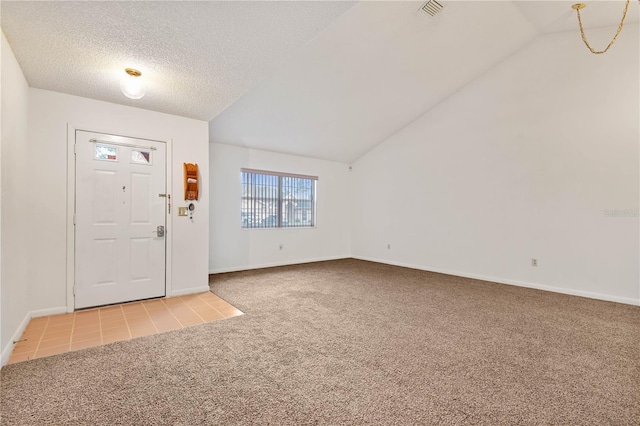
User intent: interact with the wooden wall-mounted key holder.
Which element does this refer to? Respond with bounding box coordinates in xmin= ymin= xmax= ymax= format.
xmin=184 ymin=163 xmax=199 ymax=200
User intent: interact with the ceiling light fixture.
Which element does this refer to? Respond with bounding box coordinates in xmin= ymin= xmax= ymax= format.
xmin=571 ymin=1 xmax=633 ymax=55
xmin=120 ymin=68 xmax=146 ymax=99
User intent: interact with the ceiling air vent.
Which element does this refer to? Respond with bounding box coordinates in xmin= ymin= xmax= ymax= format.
xmin=421 ymin=0 xmax=443 ymax=17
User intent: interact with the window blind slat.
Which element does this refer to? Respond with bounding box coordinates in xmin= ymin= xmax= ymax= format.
xmin=241 ymin=170 xmax=316 ymax=229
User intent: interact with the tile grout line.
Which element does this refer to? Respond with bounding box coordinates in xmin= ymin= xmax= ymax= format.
xmin=141 ymin=302 xmax=161 ymax=333
xmin=70 ymin=309 xmax=102 ymax=351
xmin=12 ymin=321 xmax=42 ymax=362
xmin=68 ymin=313 xmax=76 ymax=351
xmin=121 ymin=304 xmax=151 ymax=338
xmin=174 ymin=296 xmax=202 ymax=320
xmin=161 ymin=299 xmax=185 ymax=327
xmin=120 ymin=305 xmax=133 ymax=340
xmin=197 ymin=294 xmax=227 ymax=317
xmin=98 ymin=309 xmax=104 ymax=345
xmin=9 ymin=324 xmax=32 ymax=362
xmin=32 ymin=316 xmax=51 ymax=359
xmin=180 ymin=296 xmax=208 ymax=323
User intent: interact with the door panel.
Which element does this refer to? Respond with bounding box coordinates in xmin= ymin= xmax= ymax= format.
xmin=130 ymin=237 xmax=152 ymax=280
xmin=94 ymin=239 xmax=117 ymax=285
xmin=75 ymin=130 xmax=166 ymax=309
xmin=94 ymin=170 xmax=117 ymax=223
xmin=130 ymin=172 xmax=151 ymax=223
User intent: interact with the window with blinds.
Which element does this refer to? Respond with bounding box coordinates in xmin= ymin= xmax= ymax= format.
xmin=241 ymin=169 xmax=317 ymax=229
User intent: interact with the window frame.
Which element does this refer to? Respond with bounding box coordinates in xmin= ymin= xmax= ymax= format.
xmin=241 ymin=168 xmax=318 ymax=229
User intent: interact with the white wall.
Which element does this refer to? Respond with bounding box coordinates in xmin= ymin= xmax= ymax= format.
xmin=351 ymin=25 xmax=640 ymax=305
xmin=1 ymin=32 xmax=31 ymax=359
xmin=28 ymin=89 xmax=210 ymax=314
xmin=209 ymin=143 xmax=350 ymax=273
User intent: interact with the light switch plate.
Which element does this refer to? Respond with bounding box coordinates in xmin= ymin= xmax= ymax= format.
xmin=178 ymin=207 xmax=188 ymax=216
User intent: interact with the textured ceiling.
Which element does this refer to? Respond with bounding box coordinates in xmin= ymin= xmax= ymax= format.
xmin=0 ymin=1 xmax=356 ymax=120
xmin=2 ymin=1 xmax=638 ymax=163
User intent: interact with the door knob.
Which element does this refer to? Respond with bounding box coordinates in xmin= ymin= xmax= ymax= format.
xmin=155 ymin=225 xmax=165 ymax=237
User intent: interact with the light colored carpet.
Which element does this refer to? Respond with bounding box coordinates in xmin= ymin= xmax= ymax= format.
xmin=1 ymin=259 xmax=639 ymax=425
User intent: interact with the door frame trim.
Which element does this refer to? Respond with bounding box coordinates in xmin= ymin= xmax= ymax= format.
xmin=66 ymin=124 xmax=173 ymax=312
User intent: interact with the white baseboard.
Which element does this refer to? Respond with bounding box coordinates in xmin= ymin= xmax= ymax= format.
xmin=352 ymin=256 xmax=640 ymax=307
xmin=1 ymin=311 xmax=32 ymax=368
xmin=170 ymin=286 xmax=211 ymax=297
xmin=31 ymin=306 xmax=68 ymax=318
xmin=209 ymin=256 xmax=350 ymax=274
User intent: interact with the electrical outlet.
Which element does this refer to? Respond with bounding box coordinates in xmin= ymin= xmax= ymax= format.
xmin=531 ymin=258 xmax=538 ymax=267
xmin=387 ymin=244 xmax=391 ymax=249
xmin=178 ymin=207 xmax=188 ymax=216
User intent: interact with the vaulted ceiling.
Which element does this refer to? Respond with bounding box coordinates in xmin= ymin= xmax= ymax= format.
xmin=2 ymin=1 xmax=637 ymax=163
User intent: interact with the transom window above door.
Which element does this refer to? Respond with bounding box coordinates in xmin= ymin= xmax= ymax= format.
xmin=241 ymin=168 xmax=317 ymax=229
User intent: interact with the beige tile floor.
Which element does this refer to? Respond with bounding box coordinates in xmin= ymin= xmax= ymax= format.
xmin=7 ymin=292 xmax=242 ymax=365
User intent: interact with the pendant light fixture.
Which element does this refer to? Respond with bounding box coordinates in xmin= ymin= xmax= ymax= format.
xmin=571 ymin=1 xmax=633 ymax=55
xmin=120 ymin=68 xmax=146 ymax=99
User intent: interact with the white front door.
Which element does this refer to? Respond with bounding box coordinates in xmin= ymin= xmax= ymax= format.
xmin=75 ymin=130 xmax=167 ymax=309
